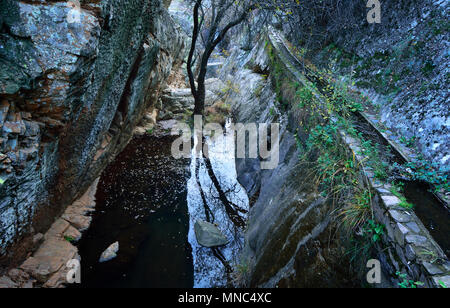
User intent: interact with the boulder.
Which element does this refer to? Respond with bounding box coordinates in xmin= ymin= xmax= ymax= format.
xmin=194 ymin=220 xmax=229 ymax=248
xmin=99 ymin=242 xmax=119 ymax=263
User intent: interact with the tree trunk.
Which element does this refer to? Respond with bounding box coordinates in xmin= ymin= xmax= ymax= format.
xmin=193 ymin=79 xmax=206 ymax=115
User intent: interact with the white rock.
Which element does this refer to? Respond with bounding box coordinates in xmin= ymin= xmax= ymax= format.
xmin=99 ymin=242 xmax=119 ymax=263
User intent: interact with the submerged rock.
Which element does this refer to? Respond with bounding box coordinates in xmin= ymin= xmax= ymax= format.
xmin=194 ymin=220 xmax=229 ymax=248
xmin=99 ymin=242 xmax=119 ymax=263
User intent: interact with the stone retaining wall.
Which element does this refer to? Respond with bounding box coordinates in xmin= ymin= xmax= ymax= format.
xmin=341 ymin=131 xmax=450 ymax=288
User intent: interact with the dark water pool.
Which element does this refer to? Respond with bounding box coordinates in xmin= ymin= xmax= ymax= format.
xmin=76 ymin=135 xmax=193 ymax=288
xmin=403 ymin=181 xmax=450 ymax=257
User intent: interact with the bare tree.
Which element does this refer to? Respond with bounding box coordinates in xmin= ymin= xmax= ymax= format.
xmin=187 ymin=0 xmax=251 ymax=115
xmin=186 ymin=0 xmax=302 ymax=116
xmin=185 ymin=1 xmax=299 ymax=229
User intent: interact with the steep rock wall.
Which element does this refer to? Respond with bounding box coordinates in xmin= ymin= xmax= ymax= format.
xmin=0 ymin=0 xmax=186 ymax=265
xmin=217 ymin=38 xmax=359 ymax=288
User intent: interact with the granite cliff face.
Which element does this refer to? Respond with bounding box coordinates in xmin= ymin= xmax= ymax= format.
xmin=0 ymin=0 xmax=185 ymax=264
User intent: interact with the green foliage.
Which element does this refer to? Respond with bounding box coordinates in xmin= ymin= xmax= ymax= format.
xmin=390 ymin=182 xmax=414 ymax=210
xmin=421 ymin=60 xmax=436 ymax=77
xmin=296 ymin=86 xmax=314 ymax=109
xmin=345 ymin=218 xmax=384 ymax=265
xmin=64 ymin=236 xmax=75 ymax=243
xmin=308 ymin=124 xmax=336 ymax=148
xmin=267 ymin=46 xmax=290 ymax=109
xmin=359 ymin=139 xmax=388 ymax=181
xmin=373 ymin=69 xmax=402 ymax=95
xmin=396 ymin=272 xmax=425 ymax=289
xmin=363 ymin=220 xmax=384 ymax=243
xmin=405 ymin=159 xmax=449 ymax=193
xmin=339 ymin=190 xmax=372 ymax=231
xmin=271 ymin=34 xmax=447 ymax=271
xmin=419 ymin=249 xmax=441 ymax=264
xmin=399 ymin=136 xmax=416 ymax=148
xmin=269 ymin=107 xmax=276 ymax=117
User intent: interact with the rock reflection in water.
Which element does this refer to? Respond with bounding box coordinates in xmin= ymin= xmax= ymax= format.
xmin=187 ymin=121 xmax=249 ymax=288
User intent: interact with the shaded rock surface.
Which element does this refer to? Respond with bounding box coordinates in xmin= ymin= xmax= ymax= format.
xmin=206 ymin=0 xmax=450 ymax=288
xmin=223 ymin=18 xmax=449 ymax=287
xmin=0 ymin=0 xmax=186 ymax=265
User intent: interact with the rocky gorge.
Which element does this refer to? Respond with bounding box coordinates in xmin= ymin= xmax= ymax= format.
xmin=0 ymin=0 xmax=449 ymax=289
xmin=0 ymin=0 xmax=186 ymax=286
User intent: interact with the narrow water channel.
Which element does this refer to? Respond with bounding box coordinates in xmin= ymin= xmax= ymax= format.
xmin=403 ymin=181 xmax=450 ymax=257
xmin=76 ymin=124 xmax=248 ymax=288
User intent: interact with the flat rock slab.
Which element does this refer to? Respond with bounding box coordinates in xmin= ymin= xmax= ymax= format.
xmin=20 ymin=239 xmax=77 ymax=283
xmin=194 ymin=220 xmax=229 ymax=248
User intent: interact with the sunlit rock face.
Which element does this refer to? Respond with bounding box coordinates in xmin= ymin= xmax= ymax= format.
xmin=0 ymin=0 xmax=185 ymax=263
